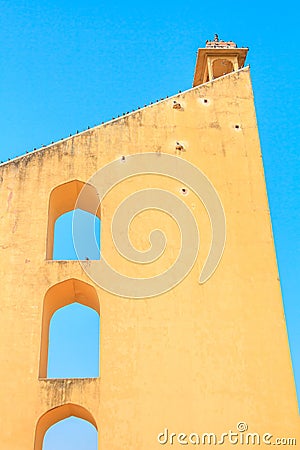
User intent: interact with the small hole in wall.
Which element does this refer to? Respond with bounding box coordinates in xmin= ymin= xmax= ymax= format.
xmin=200 ymin=98 xmax=209 ymax=105
xmin=180 ymin=187 xmax=189 ymax=196
xmin=235 ymin=124 xmax=241 ymax=130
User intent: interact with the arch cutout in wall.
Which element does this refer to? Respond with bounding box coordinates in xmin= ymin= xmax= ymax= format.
xmin=39 ymin=278 xmax=100 ymax=379
xmin=46 ymin=179 xmax=101 ymax=260
xmin=53 ymin=209 xmax=100 ymax=260
xmin=34 ymin=403 xmax=97 ymax=450
xmin=212 ymin=59 xmax=234 ymax=79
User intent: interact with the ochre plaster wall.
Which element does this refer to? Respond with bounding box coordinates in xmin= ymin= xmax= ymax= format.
xmin=0 ymin=67 xmax=299 ymax=448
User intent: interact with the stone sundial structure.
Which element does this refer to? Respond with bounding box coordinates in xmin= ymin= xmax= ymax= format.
xmin=0 ymin=37 xmax=299 ymax=449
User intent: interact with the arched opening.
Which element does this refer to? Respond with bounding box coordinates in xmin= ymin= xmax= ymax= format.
xmin=43 ymin=416 xmax=97 ymax=450
xmin=212 ymin=59 xmax=234 ymax=79
xmin=53 ymin=209 xmax=100 ymax=260
xmin=34 ymin=404 xmax=97 ymax=450
xmin=48 ymin=302 xmax=99 ymax=378
xmin=47 ymin=180 xmax=101 ymax=260
xmin=39 ymin=279 xmax=100 ymax=379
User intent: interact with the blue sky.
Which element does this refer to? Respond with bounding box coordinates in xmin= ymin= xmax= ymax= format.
xmin=1 ymin=0 xmax=299 ymax=448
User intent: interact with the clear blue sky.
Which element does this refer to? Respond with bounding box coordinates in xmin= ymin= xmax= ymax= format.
xmin=1 ymin=1 xmax=299 ymax=448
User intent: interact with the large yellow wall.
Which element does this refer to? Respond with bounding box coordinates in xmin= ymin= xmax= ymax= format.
xmin=0 ymin=67 xmax=299 ymax=448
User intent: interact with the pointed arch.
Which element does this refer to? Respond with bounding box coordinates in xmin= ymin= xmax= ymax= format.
xmin=34 ymin=403 xmax=97 ymax=450
xmin=39 ymin=278 xmax=100 ymax=378
xmin=46 ymin=179 xmax=100 ymax=260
